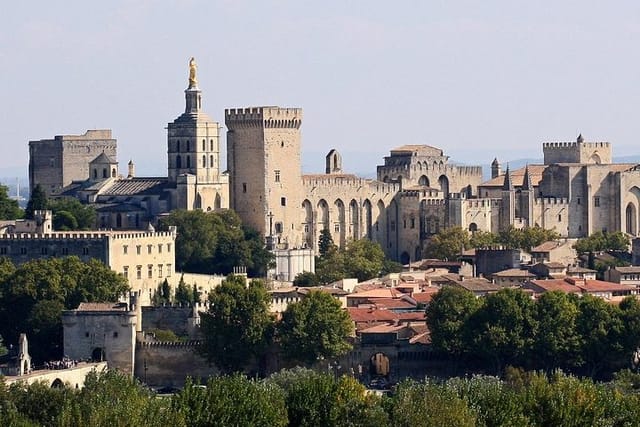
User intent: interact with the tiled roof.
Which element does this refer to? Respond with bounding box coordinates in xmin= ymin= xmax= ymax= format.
xmin=531 ymin=240 xmax=568 ymax=253
xmin=367 ymin=297 xmax=416 ymax=309
xmin=454 ymin=279 xmax=503 ymax=292
xmin=90 ymin=152 xmax=116 ymax=164
xmin=347 ymin=307 xmax=398 ymax=323
xmin=567 ymin=266 xmax=597 ymax=273
xmin=346 ymin=288 xmax=405 ymax=299
xmin=526 ymin=279 xmax=581 ymax=294
xmin=76 ymin=302 xmax=129 ymax=312
xmin=480 ymin=165 xmax=546 ymax=188
xmin=613 ymin=266 xmax=640 ymax=274
xmin=492 ymin=268 xmax=536 ymax=277
xmin=100 ymin=178 xmax=169 ymax=196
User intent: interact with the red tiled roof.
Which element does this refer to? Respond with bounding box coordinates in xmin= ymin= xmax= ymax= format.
xmin=346 ymin=307 xmax=398 ymax=323
xmin=346 ymin=288 xmax=405 ymax=299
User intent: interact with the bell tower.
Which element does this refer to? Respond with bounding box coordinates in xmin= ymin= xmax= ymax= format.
xmin=167 ymin=58 xmax=227 ymax=211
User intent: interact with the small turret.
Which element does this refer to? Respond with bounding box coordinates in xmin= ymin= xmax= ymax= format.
xmin=325 ymin=149 xmax=343 ymax=174
xmin=522 ymin=165 xmax=533 ymax=191
xmin=491 ymin=158 xmax=501 ymax=179
xmin=577 ymin=133 xmax=584 ymax=143
xmin=127 ymin=160 xmax=135 ymax=178
xmin=502 ymin=166 xmax=513 ymax=191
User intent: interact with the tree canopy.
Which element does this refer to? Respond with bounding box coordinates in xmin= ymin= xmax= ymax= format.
xmin=199 ymin=275 xmax=275 ymax=374
xmin=0 ymin=184 xmax=23 ymax=220
xmin=0 ymin=257 xmax=128 ymax=362
xmin=312 ymin=237 xmax=391 ymax=284
xmin=574 ymin=231 xmax=630 ymax=254
xmin=157 ymin=209 xmax=274 ymax=276
xmin=278 ymin=290 xmax=353 ymax=365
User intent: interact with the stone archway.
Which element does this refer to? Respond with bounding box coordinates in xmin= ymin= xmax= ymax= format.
xmin=51 ymin=378 xmax=64 ymax=388
xmin=438 ymin=175 xmax=449 ymax=198
xmin=370 ymin=353 xmax=390 ymax=377
xmin=92 ymin=347 xmax=105 ymax=362
xmin=400 ymin=251 xmax=410 ymax=265
xmin=626 ymin=203 xmax=637 ymax=235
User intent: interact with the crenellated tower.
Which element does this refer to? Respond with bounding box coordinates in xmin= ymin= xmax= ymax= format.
xmin=226 ymin=107 xmax=304 ymax=249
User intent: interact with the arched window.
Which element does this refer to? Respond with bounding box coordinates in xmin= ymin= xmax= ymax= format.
xmin=186 ymin=140 xmax=190 ymax=151
xmin=176 ymin=140 xmax=180 ymax=151
xmin=202 ymin=139 xmax=206 ymax=151
xmin=210 ymin=139 xmax=214 ymax=151
xmin=210 ymin=155 xmax=214 ymax=167
xmin=202 ymin=155 xmax=206 ymax=167
xmin=93 ymin=169 xmax=97 ymax=179
xmin=111 ymin=168 xmax=116 ymax=178
xmin=176 ymin=155 xmax=182 ymax=168
xmin=186 ymin=155 xmax=191 ymax=168
xmin=102 ymin=168 xmax=107 ymax=178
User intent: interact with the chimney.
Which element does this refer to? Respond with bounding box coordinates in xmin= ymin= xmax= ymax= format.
xmin=127 ymin=160 xmax=135 ymax=178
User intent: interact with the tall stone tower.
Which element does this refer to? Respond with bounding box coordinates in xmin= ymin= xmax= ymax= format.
xmin=225 ymin=107 xmax=304 ymax=248
xmin=167 ymin=58 xmax=227 ymax=210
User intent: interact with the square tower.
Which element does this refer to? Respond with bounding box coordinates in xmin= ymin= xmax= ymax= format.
xmin=225 ymin=107 xmax=304 ymax=249
xmin=29 ymin=129 xmax=117 ymax=197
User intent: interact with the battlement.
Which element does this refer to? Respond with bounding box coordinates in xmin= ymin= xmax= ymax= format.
xmin=533 ymin=197 xmax=570 ymax=206
xmin=302 ymin=176 xmax=399 ymax=193
xmin=0 ymin=228 xmax=177 ymax=241
xmin=422 ymin=199 xmax=446 ymax=206
xmin=138 ymin=340 xmax=202 ymax=348
xmin=54 ymin=129 xmax=114 ymax=141
xmin=225 ymin=106 xmax=303 ymax=129
xmin=543 ymin=141 xmax=610 ymax=149
xmin=465 ymin=198 xmax=500 ymax=208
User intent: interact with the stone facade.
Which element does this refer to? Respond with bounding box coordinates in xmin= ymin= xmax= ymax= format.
xmin=29 ymin=130 xmax=117 ymax=197
xmin=33 ymin=59 xmax=229 ymax=230
xmin=0 ymin=227 xmax=177 ymax=306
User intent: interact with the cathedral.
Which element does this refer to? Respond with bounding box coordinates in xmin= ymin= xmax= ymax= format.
xmin=28 ymin=59 xmax=640 ymax=266
xmin=29 ymin=58 xmax=228 ymax=230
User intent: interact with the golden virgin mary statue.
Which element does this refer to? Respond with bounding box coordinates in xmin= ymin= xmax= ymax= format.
xmin=188 ymin=57 xmax=198 ymax=89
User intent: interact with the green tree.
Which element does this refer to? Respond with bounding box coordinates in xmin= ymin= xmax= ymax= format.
xmin=314 ymin=238 xmax=389 ymax=284
xmin=48 ymin=198 xmax=96 ymax=230
xmin=278 ymin=290 xmax=353 ymax=365
xmin=576 ymin=295 xmax=626 ymax=377
xmin=293 ymin=271 xmax=320 ymax=286
xmin=268 ymin=369 xmax=387 ymax=427
xmin=318 ymin=229 xmax=336 ymax=257
xmin=425 ymin=286 xmax=480 ymax=358
xmin=25 ymin=184 xmax=47 ymax=220
xmin=574 ymin=231 xmax=630 ymax=254
xmin=0 ymin=257 xmax=128 ymax=362
xmin=174 ymin=275 xmax=193 ymax=305
xmin=152 ymin=278 xmax=172 ymax=305
xmin=158 ymin=209 xmax=273 ymax=275
xmin=389 ymin=379 xmax=476 ymax=427
xmin=533 ymin=291 xmax=582 ymax=371
xmin=466 ymin=288 xmax=537 ymax=372
xmin=469 ymin=230 xmax=499 ymax=248
xmin=199 ymin=275 xmax=275 ymax=373
xmin=172 ymin=375 xmax=287 ymax=427
xmin=424 ymin=226 xmax=470 ymax=260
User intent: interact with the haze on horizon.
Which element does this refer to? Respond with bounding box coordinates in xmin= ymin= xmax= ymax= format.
xmin=2 ymin=1 xmax=639 ymax=178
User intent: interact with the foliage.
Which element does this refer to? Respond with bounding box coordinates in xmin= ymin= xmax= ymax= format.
xmin=318 ymin=229 xmax=336 ymax=257
xmin=175 ymin=275 xmax=194 ymax=304
xmin=173 ymin=375 xmax=287 ymax=427
xmin=314 ymin=238 xmax=389 ymax=284
xmin=25 ymin=184 xmax=47 ymax=220
xmin=157 ymin=209 xmax=273 ymax=276
xmin=268 ymin=368 xmax=387 ymax=427
xmin=425 ymin=286 xmax=480 ymax=357
xmin=0 ymin=185 xmax=23 ymax=220
xmin=0 ymin=257 xmax=128 ymax=362
xmin=424 ymin=226 xmax=470 ymax=260
xmin=278 ymin=290 xmax=353 ymax=365
xmin=148 ymin=328 xmax=183 ymax=342
xmin=574 ymin=231 xmax=630 ymax=254
xmin=497 ymin=225 xmax=561 ymax=251
xmin=199 ymin=275 xmax=275 ymax=374
xmin=466 ymin=288 xmax=537 ymax=373
xmin=48 ymin=197 xmax=96 ymax=230
xmin=389 ymin=379 xmax=476 ymax=427
xmin=152 ymin=278 xmax=172 ymax=305
xmin=292 ymin=271 xmax=320 ymax=286
xmin=427 ymin=286 xmax=640 ymax=377
xmin=469 ymin=230 xmax=499 ymax=249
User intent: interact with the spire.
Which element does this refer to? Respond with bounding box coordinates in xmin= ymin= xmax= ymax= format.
xmin=577 ymin=133 xmax=584 ymax=143
xmin=522 ymin=165 xmax=532 ymax=190
xmin=491 ymin=157 xmax=501 ymax=179
xmin=503 ymin=166 xmax=513 ymax=191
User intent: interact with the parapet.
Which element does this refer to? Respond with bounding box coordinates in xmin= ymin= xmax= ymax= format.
xmin=225 ymin=106 xmax=303 ymax=129
xmin=54 ymin=129 xmax=114 ymax=141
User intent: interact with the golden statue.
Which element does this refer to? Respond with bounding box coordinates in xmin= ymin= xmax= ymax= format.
xmin=188 ymin=57 xmax=198 ymax=88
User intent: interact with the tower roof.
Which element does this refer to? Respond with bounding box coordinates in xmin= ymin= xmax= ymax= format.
xmin=90 ymin=152 xmax=117 ymax=165
xmin=577 ymin=133 xmax=584 ymax=143
xmin=491 ymin=157 xmax=500 ymax=166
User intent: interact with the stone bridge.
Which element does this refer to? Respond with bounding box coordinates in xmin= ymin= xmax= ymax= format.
xmin=4 ymin=362 xmax=108 ymax=388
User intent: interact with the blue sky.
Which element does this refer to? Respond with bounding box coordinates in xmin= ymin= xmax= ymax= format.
xmin=2 ymin=1 xmax=640 ymax=176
